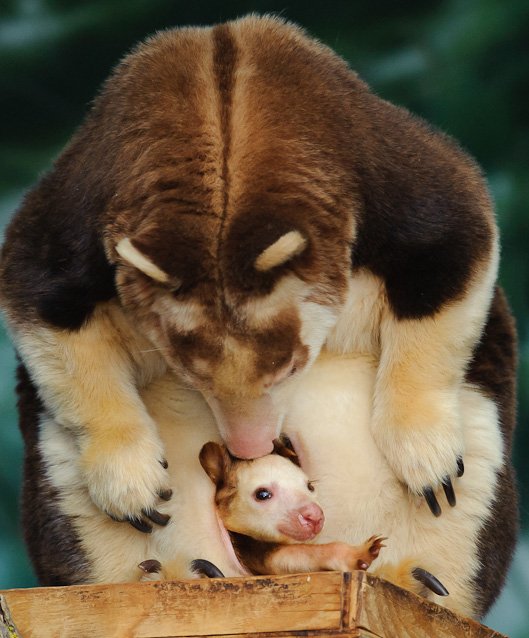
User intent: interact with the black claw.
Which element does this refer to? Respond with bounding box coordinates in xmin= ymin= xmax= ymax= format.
xmin=128 ymin=517 xmax=153 ymax=534
xmin=158 ymin=488 xmax=173 ymax=501
xmin=139 ymin=559 xmax=162 ymax=574
xmin=190 ymin=559 xmax=225 ymax=579
xmin=423 ymin=487 xmax=442 ymax=517
xmin=412 ymin=567 xmax=449 ymax=596
xmin=457 ymin=457 xmax=465 ymax=478
xmin=160 ymin=458 xmax=169 ymax=469
xmin=143 ymin=508 xmax=171 ymax=526
xmin=442 ymin=478 xmax=456 ymax=507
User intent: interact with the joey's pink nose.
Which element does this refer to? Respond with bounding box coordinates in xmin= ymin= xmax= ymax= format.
xmin=298 ymin=503 xmax=325 ymax=535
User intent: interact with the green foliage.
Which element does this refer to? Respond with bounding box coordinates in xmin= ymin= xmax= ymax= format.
xmin=0 ymin=0 xmax=527 ymax=633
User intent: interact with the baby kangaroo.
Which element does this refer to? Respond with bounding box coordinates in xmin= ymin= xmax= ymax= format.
xmin=196 ymin=439 xmax=384 ymax=576
xmin=139 ymin=439 xmax=447 ymax=599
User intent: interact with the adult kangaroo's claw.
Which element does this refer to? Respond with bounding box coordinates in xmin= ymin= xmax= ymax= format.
xmin=423 ymin=487 xmax=442 ymax=517
xmin=143 ymin=508 xmax=171 ymax=526
xmin=190 ymin=559 xmax=225 ymax=579
xmin=442 ymin=478 xmax=456 ymax=507
xmin=127 ymin=516 xmax=153 ymax=534
xmin=139 ymin=559 xmax=162 ymax=574
xmin=412 ymin=567 xmax=449 ymax=596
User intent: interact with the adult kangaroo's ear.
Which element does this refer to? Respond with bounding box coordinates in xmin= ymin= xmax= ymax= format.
xmin=254 ymin=230 xmax=308 ymax=272
xmin=272 ymin=437 xmax=301 ymax=467
xmin=115 ymin=237 xmax=174 ymax=284
xmin=199 ymin=442 xmax=232 ymax=487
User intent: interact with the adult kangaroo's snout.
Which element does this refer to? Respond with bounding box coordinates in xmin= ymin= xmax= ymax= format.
xmin=205 ymin=393 xmax=279 ymax=459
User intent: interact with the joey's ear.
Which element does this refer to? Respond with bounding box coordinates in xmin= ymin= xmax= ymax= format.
xmin=115 ymin=237 xmax=176 ymax=285
xmin=254 ymin=230 xmax=307 ymax=272
xmin=199 ymin=442 xmax=232 ymax=487
xmin=272 ymin=437 xmax=301 ymax=467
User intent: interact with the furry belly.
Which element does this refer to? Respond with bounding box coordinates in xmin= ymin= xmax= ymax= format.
xmin=285 ymin=353 xmax=504 ymax=617
xmin=38 ymin=353 xmax=503 ymax=616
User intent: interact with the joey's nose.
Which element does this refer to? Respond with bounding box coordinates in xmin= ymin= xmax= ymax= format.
xmin=298 ymin=503 xmax=325 ymax=535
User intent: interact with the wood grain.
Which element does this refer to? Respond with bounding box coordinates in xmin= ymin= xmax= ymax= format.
xmin=352 ymin=573 xmax=507 ymax=638
xmin=0 ymin=595 xmax=21 ymax=638
xmin=0 ymin=572 xmax=508 ymax=638
xmin=1 ymin=572 xmax=344 ymax=638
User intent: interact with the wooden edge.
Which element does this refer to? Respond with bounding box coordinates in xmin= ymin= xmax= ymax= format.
xmin=0 ymin=594 xmax=22 ymax=638
xmin=349 ymin=572 xmax=508 ymax=638
xmin=0 ymin=572 xmax=346 ymax=638
xmin=0 ymin=572 xmax=507 ymax=638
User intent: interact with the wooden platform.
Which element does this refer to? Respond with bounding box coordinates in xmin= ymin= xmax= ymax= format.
xmin=0 ymin=571 xmax=507 ymax=638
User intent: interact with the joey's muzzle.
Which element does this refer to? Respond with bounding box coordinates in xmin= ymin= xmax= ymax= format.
xmin=204 ymin=394 xmax=279 ymax=459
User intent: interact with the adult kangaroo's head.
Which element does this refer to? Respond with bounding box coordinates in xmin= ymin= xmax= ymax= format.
xmin=102 ymin=16 xmax=357 ymax=457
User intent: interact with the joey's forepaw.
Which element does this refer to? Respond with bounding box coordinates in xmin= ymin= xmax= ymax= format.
xmin=356 ymin=535 xmax=387 ymax=570
xmin=82 ymin=435 xmax=172 ymax=532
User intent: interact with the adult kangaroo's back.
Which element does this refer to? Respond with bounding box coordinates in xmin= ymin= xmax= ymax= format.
xmin=0 ymin=16 xmax=517 ymax=617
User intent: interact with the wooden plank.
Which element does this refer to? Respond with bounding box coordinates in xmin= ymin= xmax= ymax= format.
xmin=0 ymin=595 xmax=22 ymax=638
xmin=0 ymin=572 xmax=507 ymax=638
xmin=0 ymin=572 xmax=345 ymax=638
xmin=186 ymin=629 xmax=354 ymax=638
xmin=351 ymin=573 xmax=507 ymax=638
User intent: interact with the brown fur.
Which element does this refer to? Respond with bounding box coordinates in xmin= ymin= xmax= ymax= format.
xmin=0 ymin=16 xmax=517 ymax=611
xmin=1 ymin=16 xmax=492 ymax=328
xmin=465 ymin=288 xmax=519 ymax=617
xmin=16 ymin=364 xmax=91 ymax=585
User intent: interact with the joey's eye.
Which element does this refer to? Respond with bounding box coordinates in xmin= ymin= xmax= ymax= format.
xmin=254 ymin=488 xmax=273 ymax=501
xmin=307 ymin=481 xmax=315 ymax=492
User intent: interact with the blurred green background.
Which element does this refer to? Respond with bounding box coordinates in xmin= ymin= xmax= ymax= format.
xmin=0 ymin=0 xmax=527 ymax=634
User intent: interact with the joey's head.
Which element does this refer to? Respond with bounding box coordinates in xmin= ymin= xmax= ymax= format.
xmin=109 ymin=217 xmax=347 ymax=459
xmin=199 ymin=439 xmax=324 ymax=543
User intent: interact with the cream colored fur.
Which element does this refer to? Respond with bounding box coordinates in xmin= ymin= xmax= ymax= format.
xmin=152 ymin=295 xmax=208 ymax=335
xmin=325 ymin=243 xmax=499 ymax=493
xmin=286 ymin=353 xmax=503 ymax=617
xmin=40 ymin=351 xmax=502 ymax=616
xmin=116 ymin=238 xmax=172 ymax=284
xmin=16 ymin=301 xmax=169 ymax=520
xmin=254 ymin=230 xmax=307 ymax=272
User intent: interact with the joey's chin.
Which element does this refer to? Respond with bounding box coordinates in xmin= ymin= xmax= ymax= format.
xmin=284 ymin=529 xmax=319 ymax=542
xmin=277 ymin=524 xmax=321 ymax=542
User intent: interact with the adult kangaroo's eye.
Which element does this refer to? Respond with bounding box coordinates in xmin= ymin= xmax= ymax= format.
xmin=254 ymin=488 xmax=273 ymax=501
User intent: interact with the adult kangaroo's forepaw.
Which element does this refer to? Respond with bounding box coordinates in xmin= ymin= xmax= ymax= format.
xmin=373 ymin=407 xmax=464 ymax=516
xmin=422 ymin=456 xmax=464 ymax=516
xmin=82 ymin=434 xmax=173 ymax=532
